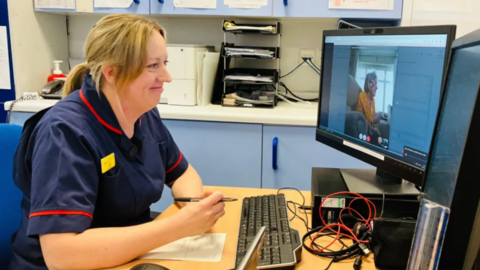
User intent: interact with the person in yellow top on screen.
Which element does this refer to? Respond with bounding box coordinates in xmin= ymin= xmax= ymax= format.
xmin=9 ymin=14 xmax=225 ymax=270
xmin=357 ymin=72 xmax=384 ymax=146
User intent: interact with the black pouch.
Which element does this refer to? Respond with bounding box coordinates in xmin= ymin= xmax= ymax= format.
xmin=370 ymin=218 xmax=417 ymax=270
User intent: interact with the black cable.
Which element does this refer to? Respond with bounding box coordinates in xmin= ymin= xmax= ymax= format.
xmin=302 ymin=228 xmax=369 ymax=262
xmin=305 ymin=59 xmax=321 ymax=75
xmin=278 ymin=82 xmax=319 ymax=102
xmin=324 ymin=257 xmax=336 ymax=270
xmin=307 ymin=58 xmax=322 ymax=74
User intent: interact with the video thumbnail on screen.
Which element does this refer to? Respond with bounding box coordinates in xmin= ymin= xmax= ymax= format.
xmin=344 ymin=46 xmax=398 ymax=150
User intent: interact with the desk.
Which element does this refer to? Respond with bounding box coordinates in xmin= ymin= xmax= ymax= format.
xmin=104 ymin=186 xmax=378 ymax=270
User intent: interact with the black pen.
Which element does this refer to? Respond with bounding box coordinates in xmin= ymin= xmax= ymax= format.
xmin=174 ymin=197 xmax=238 ymax=202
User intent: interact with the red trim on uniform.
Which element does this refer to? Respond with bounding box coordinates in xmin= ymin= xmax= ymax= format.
xmin=29 ymin=210 xmax=93 ymax=219
xmin=79 ymin=90 xmax=122 ymax=135
xmin=139 ymin=118 xmax=142 ymax=126
xmin=166 ymin=151 xmax=183 ymax=174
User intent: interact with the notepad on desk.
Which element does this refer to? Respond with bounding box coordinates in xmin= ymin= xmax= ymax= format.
xmin=138 ymin=233 xmax=227 ymax=262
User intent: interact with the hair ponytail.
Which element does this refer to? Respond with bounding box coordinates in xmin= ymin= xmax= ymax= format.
xmin=62 ymin=63 xmax=88 ymax=98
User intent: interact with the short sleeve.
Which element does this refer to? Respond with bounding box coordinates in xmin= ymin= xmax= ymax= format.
xmin=162 ymin=122 xmax=189 ymax=184
xmin=27 ymin=123 xmax=99 ymax=237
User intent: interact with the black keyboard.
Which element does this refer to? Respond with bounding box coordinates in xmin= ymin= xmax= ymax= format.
xmin=235 ymin=194 xmax=302 ymax=270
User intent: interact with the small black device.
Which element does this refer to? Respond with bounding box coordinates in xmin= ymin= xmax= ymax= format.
xmin=40 ymin=80 xmax=64 ymax=99
xmin=370 ymin=217 xmax=416 ymax=270
xmin=235 ymin=194 xmax=302 ymax=270
xmin=130 ymin=263 xmax=170 ymax=270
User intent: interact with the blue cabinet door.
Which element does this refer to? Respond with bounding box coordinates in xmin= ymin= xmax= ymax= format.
xmin=35 ymin=0 xmax=149 ymax=14
xmin=262 ymin=125 xmax=372 ymax=191
xmin=150 ymin=0 xmax=273 ymax=16
xmin=151 ymin=119 xmax=263 ymax=212
xmin=273 ymin=0 xmax=402 ymax=19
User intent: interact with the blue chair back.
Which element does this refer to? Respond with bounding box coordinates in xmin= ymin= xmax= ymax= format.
xmin=0 ymin=124 xmax=23 ymax=268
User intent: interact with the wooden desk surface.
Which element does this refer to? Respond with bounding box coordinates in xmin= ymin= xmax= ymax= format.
xmin=104 ymin=186 xmax=377 ymax=270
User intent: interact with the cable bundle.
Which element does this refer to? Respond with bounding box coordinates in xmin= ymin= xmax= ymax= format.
xmin=277 ymin=188 xmax=378 ymax=270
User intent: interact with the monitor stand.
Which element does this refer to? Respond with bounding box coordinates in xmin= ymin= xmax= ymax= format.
xmin=340 ymin=168 xmax=420 ymax=196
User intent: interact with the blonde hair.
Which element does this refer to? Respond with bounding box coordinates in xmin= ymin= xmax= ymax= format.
xmin=63 ymin=14 xmax=166 ymax=98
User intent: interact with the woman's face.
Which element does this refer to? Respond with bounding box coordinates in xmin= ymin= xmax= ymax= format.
xmin=368 ymin=79 xmax=378 ymax=97
xmin=121 ymin=31 xmax=171 ymax=113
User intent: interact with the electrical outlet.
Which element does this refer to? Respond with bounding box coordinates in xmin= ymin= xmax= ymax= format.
xmin=299 ymin=49 xmax=315 ymax=64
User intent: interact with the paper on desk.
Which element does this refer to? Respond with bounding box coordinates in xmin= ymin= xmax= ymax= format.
xmin=94 ymin=0 xmax=133 ymax=8
xmin=174 ymin=0 xmax=217 ymax=9
xmin=138 ymin=233 xmax=226 ymax=262
xmin=76 ymin=0 xmax=94 ymax=12
xmin=328 ymin=0 xmax=394 ymax=10
xmin=0 ymin=27 xmax=11 ymax=90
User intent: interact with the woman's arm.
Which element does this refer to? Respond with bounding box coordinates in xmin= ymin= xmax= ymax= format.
xmin=168 ymin=164 xmax=204 ymax=207
xmin=41 ymin=191 xmax=225 ymax=270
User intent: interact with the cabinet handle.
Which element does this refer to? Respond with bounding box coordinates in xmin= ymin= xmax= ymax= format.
xmin=272 ymin=137 xmax=278 ymax=170
xmin=158 ymin=0 xmax=164 ymax=3
xmin=283 ymin=0 xmax=288 ymax=6
xmin=133 ymin=0 xmax=140 ymax=4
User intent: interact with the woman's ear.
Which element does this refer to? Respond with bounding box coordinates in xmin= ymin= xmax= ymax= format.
xmin=101 ymin=64 xmax=117 ymax=86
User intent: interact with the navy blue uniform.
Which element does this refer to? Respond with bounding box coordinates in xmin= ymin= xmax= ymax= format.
xmin=9 ymin=75 xmax=189 ymax=270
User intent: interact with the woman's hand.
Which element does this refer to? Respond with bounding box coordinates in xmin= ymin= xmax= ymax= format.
xmin=172 ymin=191 xmax=226 ymax=237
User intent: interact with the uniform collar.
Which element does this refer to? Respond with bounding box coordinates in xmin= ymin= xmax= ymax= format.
xmin=79 ymin=75 xmax=145 ymax=161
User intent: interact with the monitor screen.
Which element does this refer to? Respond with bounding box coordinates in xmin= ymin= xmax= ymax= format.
xmin=318 ymin=33 xmax=449 ymax=171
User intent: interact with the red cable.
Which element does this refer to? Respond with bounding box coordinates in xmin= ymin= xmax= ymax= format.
xmin=309 ymin=191 xmax=375 ymax=252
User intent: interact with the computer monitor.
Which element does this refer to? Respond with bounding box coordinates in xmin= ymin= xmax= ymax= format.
xmin=418 ymin=28 xmax=480 ymax=270
xmin=316 ymin=26 xmax=456 ymax=187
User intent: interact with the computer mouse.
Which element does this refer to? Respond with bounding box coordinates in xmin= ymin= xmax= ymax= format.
xmin=130 ymin=263 xmax=170 ymax=270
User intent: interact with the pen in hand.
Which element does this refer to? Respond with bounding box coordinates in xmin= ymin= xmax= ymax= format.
xmin=174 ymin=197 xmax=238 ymax=202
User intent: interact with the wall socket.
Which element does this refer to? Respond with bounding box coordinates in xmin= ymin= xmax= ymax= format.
xmin=299 ymin=49 xmax=316 ymax=64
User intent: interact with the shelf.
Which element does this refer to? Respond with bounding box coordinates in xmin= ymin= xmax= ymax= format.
xmin=222 ymin=91 xmax=277 ymax=109
xmin=222 ymin=20 xmax=281 ymax=35
xmin=223 ymin=44 xmax=280 ymax=59
xmin=223 ymin=68 xmax=279 ymax=85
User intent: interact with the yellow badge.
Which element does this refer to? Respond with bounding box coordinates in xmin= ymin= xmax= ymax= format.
xmin=101 ymin=153 xmax=115 ymax=174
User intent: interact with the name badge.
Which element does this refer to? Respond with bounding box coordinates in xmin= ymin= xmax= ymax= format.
xmin=101 ymin=153 xmax=115 ymax=174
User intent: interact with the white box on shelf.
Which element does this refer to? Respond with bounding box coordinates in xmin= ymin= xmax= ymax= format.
xmin=161 ymin=44 xmax=216 ymax=106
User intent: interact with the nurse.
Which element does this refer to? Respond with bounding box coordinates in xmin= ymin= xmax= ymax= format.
xmin=9 ymin=14 xmax=225 ymax=270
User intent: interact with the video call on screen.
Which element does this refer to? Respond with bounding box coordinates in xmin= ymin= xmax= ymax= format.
xmin=319 ymin=34 xmax=448 ymax=169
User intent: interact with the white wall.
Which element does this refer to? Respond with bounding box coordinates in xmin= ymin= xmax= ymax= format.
xmin=401 ymin=0 xmax=480 ymax=38
xmin=68 ymin=15 xmax=338 ymax=96
xmin=7 ymin=0 xmax=69 ymax=97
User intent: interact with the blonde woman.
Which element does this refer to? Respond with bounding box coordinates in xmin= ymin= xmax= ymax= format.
xmin=9 ymin=14 xmax=225 ymax=270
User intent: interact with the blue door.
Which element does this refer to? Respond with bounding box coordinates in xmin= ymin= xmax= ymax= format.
xmin=151 ymin=0 xmax=273 ymax=16
xmin=273 ymin=0 xmax=402 ymax=19
xmin=262 ymin=125 xmax=372 ymax=190
xmin=151 ymin=119 xmax=263 ymax=212
xmin=0 ymin=0 xmax=15 ymax=123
